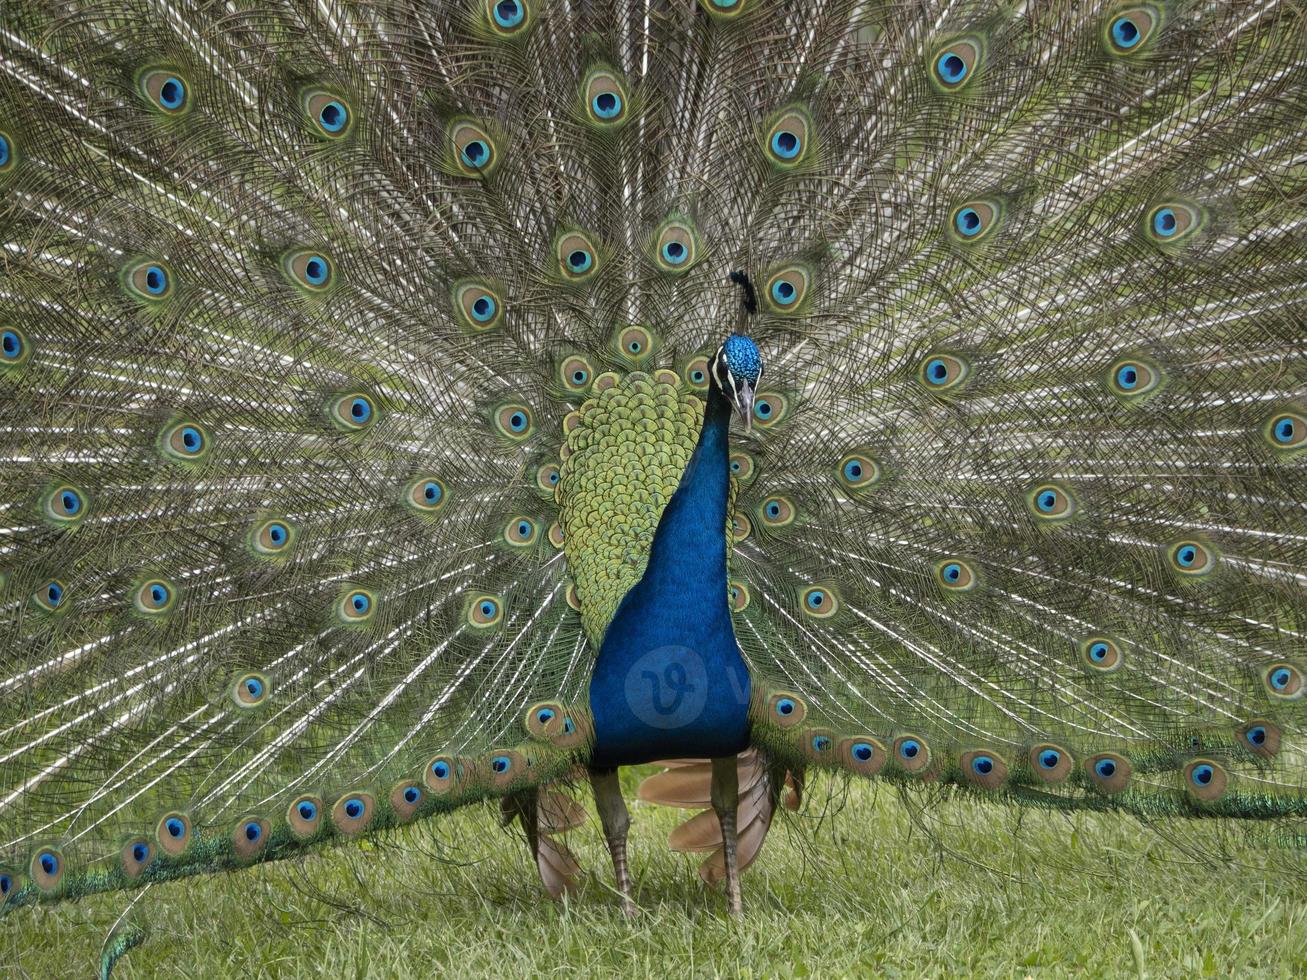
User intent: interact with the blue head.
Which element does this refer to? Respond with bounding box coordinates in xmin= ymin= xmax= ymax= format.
xmin=712 ymin=335 xmax=763 ymax=429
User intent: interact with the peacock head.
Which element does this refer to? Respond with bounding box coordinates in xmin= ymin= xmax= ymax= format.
xmin=712 ymin=334 xmax=763 ymax=430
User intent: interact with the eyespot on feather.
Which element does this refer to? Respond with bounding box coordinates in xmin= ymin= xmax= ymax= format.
xmin=32 ymin=578 xmax=68 ymax=613
xmin=1182 ymin=759 xmax=1228 ymax=803
xmin=231 ymin=817 xmax=270 ymax=861
xmin=559 ymin=355 xmax=594 ymax=393
xmin=486 ymin=749 xmax=528 ymax=790
xmin=42 ymin=483 xmax=88 ymax=526
xmin=1079 ymin=636 xmax=1124 ymax=673
xmin=803 ymin=729 xmax=837 ymax=763
xmin=30 ymin=846 xmax=65 ymax=894
xmin=839 ymin=736 xmax=887 ymax=777
xmin=503 ymin=515 xmax=540 ymax=547
xmin=935 ymin=558 xmax=978 ymax=592
xmin=1263 ymin=409 xmax=1307 ymax=453
xmin=0 ymin=129 xmax=16 ymax=174
xmin=287 ymin=796 xmax=324 ymax=839
xmin=731 ymin=512 xmax=752 ymax=543
xmin=948 ymin=199 xmax=1002 ymax=244
xmin=453 ymin=280 xmax=504 ymax=331
xmin=1085 ymin=753 xmax=1132 ymax=794
xmin=133 ymin=578 xmax=177 ymax=616
xmin=1263 ymin=663 xmax=1304 ymax=701
xmin=651 ymin=217 xmax=698 ymax=273
xmin=121 ymin=838 xmax=154 ymax=880
xmin=767 ymin=691 xmax=807 ymax=728
xmin=757 ymin=495 xmax=796 ymax=529
xmin=837 ymin=451 xmax=882 ymax=491
xmin=483 ymin=0 xmax=533 ymax=37
xmin=556 ymin=231 xmax=601 ymax=281
xmin=467 ymin=593 xmax=504 ymax=628
xmin=799 ymin=585 xmax=838 ymax=619
xmin=615 ymin=325 xmax=655 ymax=362
xmin=389 ymin=781 xmax=424 ymax=822
xmin=336 ymin=588 xmax=376 ymax=625
xmin=123 ymin=259 xmax=174 ymax=303
xmin=493 ymin=403 xmax=534 ymax=441
xmin=919 ymin=353 xmax=970 ymax=392
xmin=232 ymin=672 xmax=269 ymax=708
xmin=1143 ymin=200 xmax=1204 ymax=246
xmin=751 ymin=391 xmax=789 ymax=428
xmin=729 ymin=580 xmax=750 ymax=612
xmin=582 ymin=67 xmax=629 ymax=127
xmin=930 ymin=37 xmax=983 ymax=91
xmin=281 ymin=250 xmax=335 ymax=293
xmin=328 ymin=392 xmax=378 ymax=432
xmin=424 ymin=755 xmax=461 ymax=794
xmin=728 ymin=452 xmax=755 ymax=484
xmin=332 ymin=793 xmax=375 ymax=834
xmin=764 ymin=106 xmax=812 ymax=168
xmin=156 ymin=812 xmax=192 ymax=857
xmin=449 ymin=119 xmax=501 ymax=178
xmin=698 ymin=0 xmax=749 ymax=19
xmin=302 ymin=89 xmax=353 ymax=138
xmin=960 ymin=750 xmax=1008 ymax=790
xmin=160 ymin=420 xmax=211 ymax=462
xmin=406 ymin=476 xmax=448 ymax=514
xmin=1028 ymin=743 xmax=1074 ymax=784
xmin=1106 ymin=356 xmax=1163 ymax=401
xmin=1 ymin=324 xmax=32 ymax=370
xmin=1103 ymin=5 xmax=1162 ymax=54
xmin=762 ymin=264 xmax=811 ymax=313
xmin=138 ymin=68 xmax=191 ymax=115
xmin=1167 ymin=539 xmax=1217 ymax=577
xmin=1027 ymin=482 xmax=1077 ymax=522
xmin=250 ymin=518 xmax=295 ymax=556
xmin=1238 ymin=720 xmax=1281 ymax=759
xmin=893 ymin=734 xmax=932 ymax=772
xmin=683 ymin=355 xmax=711 ymax=391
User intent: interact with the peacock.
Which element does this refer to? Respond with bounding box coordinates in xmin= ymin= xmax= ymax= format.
xmin=2 ymin=0 xmax=1306 ymax=971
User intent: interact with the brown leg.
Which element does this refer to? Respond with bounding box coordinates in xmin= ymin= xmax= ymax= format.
xmin=589 ymin=766 xmax=637 ymax=916
xmin=710 ymin=755 xmax=742 ymax=915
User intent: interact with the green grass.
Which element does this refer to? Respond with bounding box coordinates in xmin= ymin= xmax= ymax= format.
xmin=7 ymin=769 xmax=1306 ymax=978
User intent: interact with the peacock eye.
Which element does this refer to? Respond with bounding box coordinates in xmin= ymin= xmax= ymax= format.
xmin=1143 ymin=201 xmax=1203 ymax=246
xmin=125 ymin=260 xmax=174 ymax=302
xmin=1080 ymin=635 xmax=1123 ymax=672
xmin=504 ymin=515 xmax=539 ymax=546
xmin=653 ymin=217 xmax=698 ymax=274
xmin=134 ymin=578 xmax=176 ymax=615
xmin=0 ymin=130 xmax=14 ymax=173
xmin=935 ymin=558 xmax=977 ymax=591
xmin=583 ymin=68 xmax=628 ymax=126
xmin=1107 ymin=356 xmax=1163 ymax=401
xmin=1167 ymin=539 xmax=1216 ymax=576
xmin=931 ymin=37 xmax=982 ymax=90
xmin=764 ymin=107 xmax=812 ymax=168
xmin=800 ymin=585 xmax=839 ymax=618
xmin=139 ymin=68 xmax=190 ymax=114
xmin=762 ymin=265 xmax=810 ymax=313
xmin=557 ymin=232 xmax=601 ymax=280
xmin=468 ymin=593 xmax=504 ymax=627
xmin=1 ymin=326 xmax=30 ymax=368
xmin=1264 ymin=410 xmax=1306 ymax=451
xmin=1264 ymin=663 xmax=1303 ymax=700
xmin=43 ymin=484 xmax=88 ymax=524
xmin=1105 ymin=6 xmax=1161 ymax=55
xmin=494 ymin=403 xmax=534 ymax=440
xmin=302 ymin=90 xmax=353 ymax=138
xmin=919 ymin=353 xmax=970 ymax=392
xmin=488 ymin=0 xmax=529 ymax=32
xmin=560 ymin=355 xmax=594 ymax=392
xmin=329 ymin=392 xmax=378 ymax=431
xmin=299 ymin=802 xmax=317 ymax=819
xmin=1027 ymin=482 xmax=1076 ymax=522
xmin=336 ymin=588 xmax=376 ymax=624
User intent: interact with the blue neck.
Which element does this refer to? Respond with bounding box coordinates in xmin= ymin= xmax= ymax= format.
xmin=587 ymin=384 xmax=752 ymax=767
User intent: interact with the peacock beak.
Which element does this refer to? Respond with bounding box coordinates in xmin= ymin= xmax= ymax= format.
xmin=733 ymin=382 xmax=756 ymax=432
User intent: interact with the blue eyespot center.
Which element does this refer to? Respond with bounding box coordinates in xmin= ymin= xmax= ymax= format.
xmin=494 ymin=0 xmax=524 ymax=27
xmin=661 ymin=241 xmax=686 ymax=264
xmin=0 ymin=134 xmax=10 ymax=167
xmin=298 ymin=801 xmax=317 ymax=820
xmin=432 ymin=761 xmax=451 ymax=779
xmin=942 ymin=563 xmax=962 ymax=582
xmin=1270 ymin=668 xmax=1292 ymax=690
xmin=1037 ymin=491 xmax=1057 ymax=512
xmin=1153 ymin=208 xmax=1176 ymax=236
xmin=350 ymin=398 xmax=371 ymax=422
xmin=244 ymin=822 xmax=261 ymax=842
xmin=144 ymin=266 xmax=167 ymax=294
xmin=900 ymin=739 xmax=921 ymax=759
xmin=1 ymin=330 xmax=19 ymax=358
xmin=972 ymin=755 xmax=994 ymax=776
xmin=926 ymin=359 xmax=949 ymax=384
xmin=471 ymin=295 xmax=495 ymax=321
xmin=404 ymin=786 xmax=420 ymax=804
xmin=509 ymin=412 xmax=526 ymax=431
xmin=806 ymin=590 xmax=825 ymax=609
xmin=770 ymin=130 xmax=801 ymax=159
xmin=150 ymin=584 xmax=168 ymax=604
xmin=1191 ymin=764 xmax=1214 ymax=786
xmin=351 ymin=593 xmax=370 ymax=614
xmin=319 ymin=101 xmax=346 ymax=132
xmin=344 ymin=798 xmax=363 ymax=819
xmin=132 ymin=842 xmax=149 ymax=862
xmin=159 ymin=77 xmax=185 ymax=109
xmin=269 ymin=523 xmax=287 ymax=543
xmin=938 ymin=53 xmax=967 ymax=83
xmin=0 ymin=874 xmax=10 ymax=894
xmin=462 ymin=139 xmax=489 ymax=167
xmin=244 ymin=677 xmax=263 ymax=698
xmin=47 ymin=582 xmax=63 ymax=605
xmin=955 ymin=207 xmax=981 ymax=236
xmin=812 ymin=735 xmax=831 ymax=752
xmin=567 ymin=249 xmax=592 ymax=273
xmin=1112 ymin=17 xmax=1140 ymax=48
xmin=166 ymin=817 xmax=185 ymax=838
xmin=537 ymin=708 xmax=555 ymax=724
xmin=844 ymin=460 xmax=863 ymax=480
xmin=480 ymin=600 xmax=497 ymax=617
xmin=180 ymin=426 xmax=202 ymax=451
xmin=304 ymin=257 xmax=328 ymax=284
xmin=1089 ymin=642 xmax=1109 ymax=661
xmin=776 ymin=698 xmax=795 ymax=716
xmin=1274 ymin=418 xmax=1296 ymax=443
xmin=771 ymin=279 xmax=797 ymax=304
xmin=1116 ymin=365 xmax=1139 ymax=389
xmin=61 ymin=490 xmax=81 ymax=514
xmin=1176 ymin=546 xmax=1197 ymax=567
xmin=592 ymin=92 xmax=622 ymax=119
xmin=39 ymin=852 xmax=58 ymax=876
xmin=492 ymin=755 xmax=511 ymax=774
xmin=757 ymin=401 xmax=772 ymax=417
xmin=1039 ymin=750 xmax=1060 ymax=769
xmin=1095 ymin=759 xmax=1117 ymax=779
xmin=852 ymin=742 xmax=874 ymax=762
xmin=1247 ymin=726 xmax=1267 ymax=746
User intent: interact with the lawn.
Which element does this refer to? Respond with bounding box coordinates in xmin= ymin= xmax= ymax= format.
xmin=5 ymin=768 xmax=1305 ymax=978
